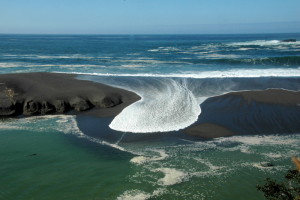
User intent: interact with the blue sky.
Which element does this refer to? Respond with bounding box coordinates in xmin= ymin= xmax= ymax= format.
xmin=0 ymin=0 xmax=300 ymax=34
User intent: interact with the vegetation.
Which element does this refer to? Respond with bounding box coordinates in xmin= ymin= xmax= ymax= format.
xmin=257 ymin=157 xmax=300 ymax=200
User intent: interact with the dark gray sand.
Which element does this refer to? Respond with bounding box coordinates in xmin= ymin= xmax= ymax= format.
xmin=0 ymin=72 xmax=140 ymax=117
xmin=227 ymin=89 xmax=300 ymax=106
xmin=1 ymin=73 xmax=299 ymax=139
xmin=185 ymin=123 xmax=235 ymax=139
xmin=185 ymin=89 xmax=300 ymax=139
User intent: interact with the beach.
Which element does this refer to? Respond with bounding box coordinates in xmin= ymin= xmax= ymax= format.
xmin=185 ymin=88 xmax=300 ymax=138
xmin=0 ymin=72 xmax=140 ymax=118
xmin=1 ymin=72 xmax=300 ymax=140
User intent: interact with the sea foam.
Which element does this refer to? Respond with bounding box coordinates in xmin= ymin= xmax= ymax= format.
xmin=228 ymin=40 xmax=299 ymax=46
xmin=69 ymin=67 xmax=300 ymax=79
xmin=130 ymin=149 xmax=168 ymax=165
xmin=155 ymin=168 xmax=188 ymax=186
xmin=109 ymin=78 xmax=201 ymax=133
xmin=117 ymin=189 xmax=166 ymax=200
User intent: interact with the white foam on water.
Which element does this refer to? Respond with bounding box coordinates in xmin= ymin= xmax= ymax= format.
xmin=219 ymin=144 xmax=253 ymax=154
xmin=193 ymin=158 xmax=225 ymax=171
xmin=0 ymin=62 xmax=106 ymax=69
xmin=213 ymin=135 xmax=300 ymax=159
xmin=229 ymin=40 xmax=282 ymax=46
xmin=117 ymin=188 xmax=166 ymax=200
xmin=0 ymin=62 xmax=22 ymax=68
xmin=130 ymin=156 xmax=150 ymax=165
xmin=125 ymin=134 xmax=300 ymax=199
xmin=214 ymin=134 xmax=300 ymax=146
xmin=32 ymin=54 xmax=95 ymax=59
xmin=147 ymin=49 xmax=159 ymax=52
xmin=121 ymin=64 xmax=144 ymax=68
xmin=69 ymin=67 xmax=300 ymax=79
xmin=238 ymin=48 xmax=255 ymax=51
xmin=0 ymin=115 xmax=84 ymax=135
xmin=2 ymin=54 xmax=98 ymax=60
xmin=198 ymin=53 xmax=242 ymax=59
xmin=117 ymin=190 xmax=150 ymax=200
xmin=0 ymin=124 xmax=22 ymax=130
xmin=115 ymin=58 xmax=188 ymax=65
xmin=77 ymin=134 xmax=128 ymax=153
xmin=0 ymin=115 xmax=133 ymax=154
xmin=262 ymin=153 xmax=283 ymax=159
xmin=148 ymin=47 xmax=180 ymax=52
xmin=130 ymin=149 xmax=168 ymax=165
xmin=241 ymin=162 xmax=286 ymax=172
xmin=109 ymin=79 xmax=201 ymax=133
xmin=154 ymin=168 xmax=188 ymax=186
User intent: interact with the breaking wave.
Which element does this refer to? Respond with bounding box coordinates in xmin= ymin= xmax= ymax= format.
xmin=109 ymin=78 xmax=201 ymax=133
xmin=71 ymin=66 xmax=300 ymax=79
xmin=228 ymin=40 xmax=300 ymax=46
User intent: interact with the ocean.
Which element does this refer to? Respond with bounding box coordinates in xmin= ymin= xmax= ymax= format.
xmin=0 ymin=34 xmax=300 ymax=200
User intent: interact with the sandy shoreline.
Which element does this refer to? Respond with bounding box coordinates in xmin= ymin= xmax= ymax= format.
xmin=1 ymin=72 xmax=299 ymax=139
xmin=0 ymin=72 xmax=140 ymax=117
xmin=185 ymin=88 xmax=300 ymax=139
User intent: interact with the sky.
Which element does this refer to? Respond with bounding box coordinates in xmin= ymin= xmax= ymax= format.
xmin=0 ymin=0 xmax=300 ymax=34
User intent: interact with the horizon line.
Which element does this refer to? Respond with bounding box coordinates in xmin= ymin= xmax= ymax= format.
xmin=1 ymin=32 xmax=300 ymax=35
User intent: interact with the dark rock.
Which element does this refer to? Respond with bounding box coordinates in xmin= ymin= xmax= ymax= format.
xmin=23 ymin=100 xmax=40 ymax=115
xmin=0 ymin=85 xmax=16 ymax=116
xmin=92 ymin=95 xmax=122 ymax=108
xmin=0 ymin=97 xmax=16 ymax=116
xmin=282 ymin=39 xmax=296 ymax=42
xmin=40 ymin=101 xmax=54 ymax=114
xmin=27 ymin=153 xmax=37 ymax=157
xmin=101 ymin=96 xmax=121 ymax=108
xmin=69 ymin=97 xmax=91 ymax=111
xmin=53 ymin=100 xmax=67 ymax=113
xmin=0 ymin=73 xmax=140 ymax=118
xmin=260 ymin=162 xmax=275 ymax=168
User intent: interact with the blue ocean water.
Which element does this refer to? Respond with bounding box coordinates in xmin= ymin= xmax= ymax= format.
xmin=0 ymin=34 xmax=300 ymax=76
xmin=1 ymin=34 xmax=300 ymax=200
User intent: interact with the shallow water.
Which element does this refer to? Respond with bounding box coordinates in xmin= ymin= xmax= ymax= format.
xmin=0 ymin=117 xmax=133 ymax=200
xmin=1 ymin=116 xmax=299 ymax=200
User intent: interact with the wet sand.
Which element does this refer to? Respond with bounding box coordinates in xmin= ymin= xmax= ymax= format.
xmin=185 ymin=89 xmax=300 ymax=139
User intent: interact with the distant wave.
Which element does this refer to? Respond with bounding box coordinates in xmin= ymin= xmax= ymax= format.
xmin=197 ymin=56 xmax=300 ymax=66
xmin=1 ymin=56 xmax=299 ymax=70
xmin=228 ymin=40 xmax=300 ymax=46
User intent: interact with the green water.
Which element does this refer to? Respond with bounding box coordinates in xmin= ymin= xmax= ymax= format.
xmin=1 ymin=116 xmax=299 ymax=200
xmin=0 ymin=130 xmax=134 ymax=200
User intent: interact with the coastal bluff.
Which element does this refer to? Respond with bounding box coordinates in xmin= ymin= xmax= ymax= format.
xmin=0 ymin=72 xmax=140 ymax=117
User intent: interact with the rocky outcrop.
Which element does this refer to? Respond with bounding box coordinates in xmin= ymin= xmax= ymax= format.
xmin=0 ymin=84 xmax=16 ymax=116
xmin=0 ymin=73 xmax=141 ymax=117
xmin=40 ymin=101 xmax=55 ymax=114
xmin=0 ymin=97 xmax=16 ymax=116
xmin=0 ymin=90 xmax=124 ymax=116
xmin=97 ymin=95 xmax=122 ymax=108
xmin=53 ymin=100 xmax=68 ymax=113
xmin=69 ymin=97 xmax=91 ymax=111
xmin=23 ymin=100 xmax=40 ymax=115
